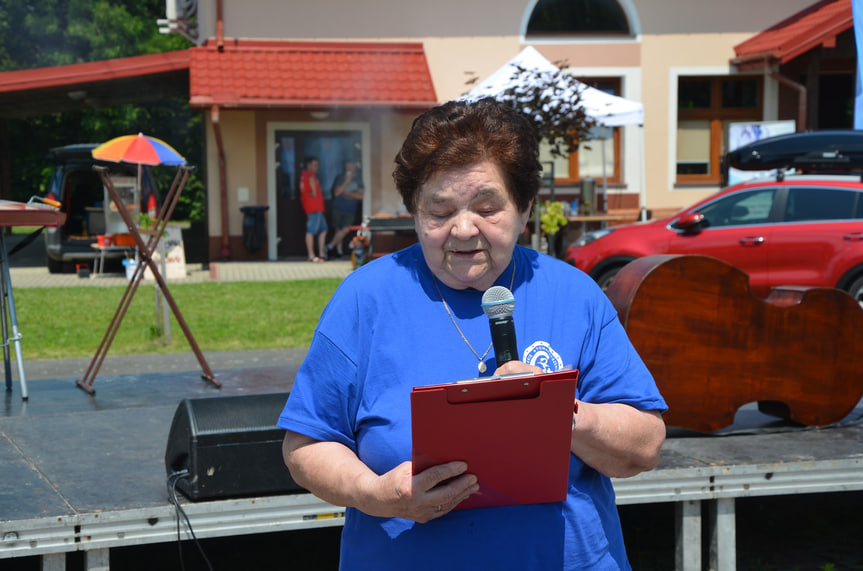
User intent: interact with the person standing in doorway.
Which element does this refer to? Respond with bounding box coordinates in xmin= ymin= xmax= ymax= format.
xmin=327 ymin=160 xmax=364 ymax=258
xmin=300 ymin=156 xmax=328 ymax=262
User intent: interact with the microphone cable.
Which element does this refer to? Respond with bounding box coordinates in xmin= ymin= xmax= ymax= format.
xmin=167 ymin=470 xmax=214 ymax=571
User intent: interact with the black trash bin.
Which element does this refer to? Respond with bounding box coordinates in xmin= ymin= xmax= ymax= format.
xmin=240 ymin=206 xmax=269 ymax=253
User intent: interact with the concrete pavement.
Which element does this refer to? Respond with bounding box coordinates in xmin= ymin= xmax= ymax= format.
xmin=5 ymin=229 xmax=354 ymax=287
xmin=8 ymin=259 xmax=354 ymax=288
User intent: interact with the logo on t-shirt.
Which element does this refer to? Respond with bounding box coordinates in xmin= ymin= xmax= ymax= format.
xmin=523 ymin=341 xmax=564 ymax=372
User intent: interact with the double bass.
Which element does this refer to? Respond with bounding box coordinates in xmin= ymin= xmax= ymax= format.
xmin=605 ymin=254 xmax=863 ymax=432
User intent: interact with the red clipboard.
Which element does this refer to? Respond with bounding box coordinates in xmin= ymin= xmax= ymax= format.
xmin=410 ymin=368 xmax=578 ymax=510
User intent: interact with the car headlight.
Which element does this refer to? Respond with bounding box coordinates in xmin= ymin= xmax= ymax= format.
xmin=573 ymin=227 xmax=615 ymax=247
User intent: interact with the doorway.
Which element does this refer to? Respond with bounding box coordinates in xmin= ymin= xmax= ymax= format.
xmin=271 ymin=125 xmax=367 ymax=258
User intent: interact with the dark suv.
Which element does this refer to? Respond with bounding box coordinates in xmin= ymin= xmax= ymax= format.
xmin=43 ymin=144 xmax=157 ymax=273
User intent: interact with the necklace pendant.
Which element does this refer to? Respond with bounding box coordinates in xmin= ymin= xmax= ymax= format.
xmin=478 ymin=361 xmax=487 ymax=374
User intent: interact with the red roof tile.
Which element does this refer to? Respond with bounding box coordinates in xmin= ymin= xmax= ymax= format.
xmin=732 ymin=0 xmax=852 ymax=71
xmin=189 ymin=41 xmax=438 ymax=109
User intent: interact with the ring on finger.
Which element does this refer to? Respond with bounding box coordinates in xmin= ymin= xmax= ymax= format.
xmin=436 ymin=505 xmax=442 ymax=512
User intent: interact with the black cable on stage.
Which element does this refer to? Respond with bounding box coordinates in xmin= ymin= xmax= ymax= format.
xmin=167 ymin=470 xmax=214 ymax=571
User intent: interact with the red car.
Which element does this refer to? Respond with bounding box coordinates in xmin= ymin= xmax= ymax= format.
xmin=565 ymin=131 xmax=863 ymax=305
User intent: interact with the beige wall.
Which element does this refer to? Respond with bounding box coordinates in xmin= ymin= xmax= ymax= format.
xmin=375 ymin=113 xmax=418 ymax=213
xmin=640 ymin=32 xmax=757 ymax=211
xmin=421 ymin=37 xmax=523 ymax=102
xmin=635 ymin=0 xmax=816 ymax=34
xmin=204 ymin=110 xmax=256 ymax=238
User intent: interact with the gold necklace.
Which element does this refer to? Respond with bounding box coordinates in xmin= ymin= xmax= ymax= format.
xmin=432 ymin=258 xmax=516 ymax=374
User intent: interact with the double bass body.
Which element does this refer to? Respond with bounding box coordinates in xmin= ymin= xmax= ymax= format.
xmin=606 ymin=254 xmax=863 ymax=432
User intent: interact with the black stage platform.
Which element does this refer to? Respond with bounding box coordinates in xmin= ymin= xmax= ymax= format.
xmin=2 ymin=361 xmax=862 ymax=570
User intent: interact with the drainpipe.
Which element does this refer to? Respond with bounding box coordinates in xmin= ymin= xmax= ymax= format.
xmin=767 ymin=68 xmax=807 ymax=131
xmin=211 ymin=105 xmax=230 ymax=258
xmin=208 ymin=1 xmax=228 ymax=258
xmin=216 ymin=0 xmax=224 ymax=51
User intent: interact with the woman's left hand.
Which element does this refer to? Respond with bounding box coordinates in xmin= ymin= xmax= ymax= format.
xmin=488 ymin=362 xmax=665 ymax=479
xmin=492 ymin=360 xmax=543 ymax=376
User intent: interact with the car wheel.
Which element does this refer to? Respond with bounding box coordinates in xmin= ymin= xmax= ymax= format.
xmin=594 ymin=266 xmax=623 ymax=292
xmin=47 ymin=257 xmax=64 ymax=274
xmin=846 ymin=275 xmax=863 ymax=309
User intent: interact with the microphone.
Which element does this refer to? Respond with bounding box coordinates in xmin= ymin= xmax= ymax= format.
xmin=481 ymin=286 xmax=518 ymax=367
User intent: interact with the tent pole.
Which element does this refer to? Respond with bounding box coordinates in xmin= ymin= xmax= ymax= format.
xmin=639 ymin=125 xmax=648 ymax=221
xmin=601 ymin=133 xmax=608 ymax=211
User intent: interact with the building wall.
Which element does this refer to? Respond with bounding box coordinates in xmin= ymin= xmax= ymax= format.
xmin=192 ymin=0 xmax=828 ymax=258
xmin=641 ymin=32 xmax=757 ymax=210
xmin=203 ymin=0 xmax=816 ymax=39
xmin=204 ymin=109 xmax=256 ymax=238
xmin=203 ymin=103 xmax=423 ymax=259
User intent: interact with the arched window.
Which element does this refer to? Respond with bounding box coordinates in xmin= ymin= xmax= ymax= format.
xmin=527 ymin=0 xmax=632 ymax=36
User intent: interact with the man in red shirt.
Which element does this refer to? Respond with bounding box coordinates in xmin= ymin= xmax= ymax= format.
xmin=300 ymin=157 xmax=328 ymax=262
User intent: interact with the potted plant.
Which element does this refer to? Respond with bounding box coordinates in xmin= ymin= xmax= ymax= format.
xmin=540 ymin=200 xmax=568 ymax=257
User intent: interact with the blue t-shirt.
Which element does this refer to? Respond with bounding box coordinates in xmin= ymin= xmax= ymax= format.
xmin=278 ymin=244 xmax=667 ymax=570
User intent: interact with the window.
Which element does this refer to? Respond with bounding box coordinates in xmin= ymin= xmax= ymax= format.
xmin=785 ymin=187 xmax=862 ymax=222
xmin=677 ymin=76 xmax=762 ymax=184
xmin=691 ymin=188 xmax=776 ymax=228
xmin=539 ymin=78 xmax=622 ymax=185
xmin=526 ymin=0 xmax=632 ymax=36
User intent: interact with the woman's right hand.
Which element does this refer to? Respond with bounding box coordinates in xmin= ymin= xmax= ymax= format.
xmin=284 ymin=432 xmax=478 ymax=523
xmin=369 ymin=460 xmax=479 ymax=523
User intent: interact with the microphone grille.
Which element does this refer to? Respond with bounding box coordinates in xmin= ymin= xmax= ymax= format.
xmin=481 ymin=286 xmax=515 ymax=318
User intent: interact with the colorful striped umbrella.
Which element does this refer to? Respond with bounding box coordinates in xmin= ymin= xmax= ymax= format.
xmin=91 ymin=133 xmax=186 ymax=166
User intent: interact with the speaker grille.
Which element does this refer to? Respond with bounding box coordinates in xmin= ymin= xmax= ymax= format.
xmin=191 ymin=393 xmax=288 ymax=434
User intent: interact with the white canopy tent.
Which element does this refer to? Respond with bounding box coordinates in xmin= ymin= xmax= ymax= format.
xmin=464 ymin=47 xmax=646 ymax=220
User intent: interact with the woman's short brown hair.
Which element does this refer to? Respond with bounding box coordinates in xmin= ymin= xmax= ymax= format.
xmin=393 ymin=98 xmax=541 ymax=215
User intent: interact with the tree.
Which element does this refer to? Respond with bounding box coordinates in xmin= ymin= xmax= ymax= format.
xmin=0 ymin=0 xmax=204 ymax=221
xmin=494 ymin=63 xmax=598 ymax=158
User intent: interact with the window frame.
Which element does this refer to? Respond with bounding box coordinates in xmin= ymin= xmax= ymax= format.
xmin=524 ymin=0 xmax=634 ymax=39
xmin=676 ymin=76 xmax=763 ymax=185
xmin=542 ymin=77 xmax=623 ymax=186
xmin=671 ymin=187 xmax=778 ymax=230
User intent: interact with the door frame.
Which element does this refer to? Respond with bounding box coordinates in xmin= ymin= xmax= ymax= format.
xmin=266 ymin=121 xmax=372 ymax=261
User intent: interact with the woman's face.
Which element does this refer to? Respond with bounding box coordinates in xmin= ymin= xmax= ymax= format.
xmin=415 ymin=161 xmax=531 ymax=291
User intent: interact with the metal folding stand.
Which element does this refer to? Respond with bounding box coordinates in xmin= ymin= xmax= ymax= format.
xmin=0 ymin=232 xmax=28 ymax=399
xmin=0 ymin=199 xmax=66 ymax=400
xmin=76 ymin=166 xmax=220 ymax=395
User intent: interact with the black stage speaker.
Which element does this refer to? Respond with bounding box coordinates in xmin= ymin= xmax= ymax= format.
xmin=165 ymin=392 xmax=305 ymax=501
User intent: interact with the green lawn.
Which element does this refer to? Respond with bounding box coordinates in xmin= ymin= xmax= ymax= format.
xmin=14 ymin=279 xmax=341 ymax=360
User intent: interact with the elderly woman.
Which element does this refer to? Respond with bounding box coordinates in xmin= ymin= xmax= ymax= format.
xmin=279 ymin=98 xmax=666 ymax=570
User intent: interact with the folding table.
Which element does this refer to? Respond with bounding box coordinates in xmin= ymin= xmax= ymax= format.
xmin=75 ymin=166 xmax=220 ymax=395
xmin=0 ymin=200 xmax=67 ymax=400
